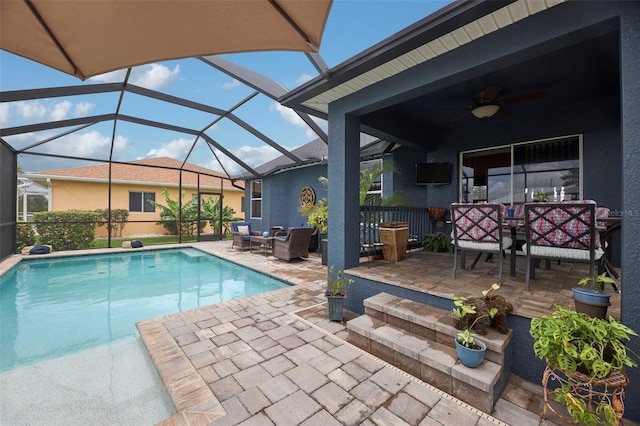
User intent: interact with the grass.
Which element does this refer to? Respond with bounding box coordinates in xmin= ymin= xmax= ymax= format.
xmin=93 ymin=235 xmax=200 ymax=248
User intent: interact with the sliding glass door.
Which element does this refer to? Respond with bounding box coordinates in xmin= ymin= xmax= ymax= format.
xmin=460 ymin=135 xmax=582 ymax=204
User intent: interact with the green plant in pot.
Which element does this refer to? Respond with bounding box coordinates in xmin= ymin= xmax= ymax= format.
xmin=572 ymin=272 xmax=617 ymax=319
xmin=530 ymin=305 xmax=638 ymax=425
xmin=452 ymin=283 xmax=505 ymax=368
xmin=533 ymin=189 xmax=550 ymax=202
xmin=422 ymin=232 xmax=453 ymax=253
xmin=326 ymin=266 xmax=354 ymax=322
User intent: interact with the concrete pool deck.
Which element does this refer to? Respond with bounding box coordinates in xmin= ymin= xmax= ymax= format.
xmin=137 ymin=251 xmax=508 ymax=425
xmin=134 ymin=241 xmax=561 ymax=425
xmin=3 ymin=242 xmax=637 ymax=425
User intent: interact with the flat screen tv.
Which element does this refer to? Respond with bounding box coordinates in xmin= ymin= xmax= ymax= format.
xmin=416 ymin=162 xmax=451 ymax=185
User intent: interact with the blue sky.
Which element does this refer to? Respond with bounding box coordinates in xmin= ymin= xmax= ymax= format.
xmin=1 ymin=1 xmax=451 ymax=175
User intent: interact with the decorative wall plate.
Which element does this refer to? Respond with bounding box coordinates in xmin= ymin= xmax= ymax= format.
xmin=299 ymin=186 xmax=316 ymax=206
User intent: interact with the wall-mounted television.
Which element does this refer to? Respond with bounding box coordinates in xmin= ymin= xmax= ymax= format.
xmin=416 ymin=162 xmax=451 ymax=185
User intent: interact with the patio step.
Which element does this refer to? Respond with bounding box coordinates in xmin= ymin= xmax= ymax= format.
xmin=347 ymin=292 xmax=513 ymax=413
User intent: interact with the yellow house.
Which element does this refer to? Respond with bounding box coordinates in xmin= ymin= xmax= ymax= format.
xmin=25 ymin=157 xmax=244 ymax=237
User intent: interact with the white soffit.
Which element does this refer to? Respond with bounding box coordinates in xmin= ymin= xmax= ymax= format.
xmin=302 ymin=0 xmax=567 ymax=113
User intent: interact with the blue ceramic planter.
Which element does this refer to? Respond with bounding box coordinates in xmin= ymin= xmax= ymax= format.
xmin=454 ymin=337 xmax=486 ymax=368
xmin=327 ymin=296 xmax=344 ymax=321
xmin=572 ymin=288 xmax=611 ymax=318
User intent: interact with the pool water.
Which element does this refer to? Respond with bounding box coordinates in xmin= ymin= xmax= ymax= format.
xmin=0 ymin=248 xmax=288 ymax=371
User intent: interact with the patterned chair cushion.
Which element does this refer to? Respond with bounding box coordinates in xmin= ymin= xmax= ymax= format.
xmin=527 ymin=202 xmax=601 ymax=249
xmin=452 ymin=203 xmax=507 ymax=243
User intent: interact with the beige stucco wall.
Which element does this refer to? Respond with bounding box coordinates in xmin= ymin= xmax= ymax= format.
xmin=48 ymin=180 xmax=243 ymax=237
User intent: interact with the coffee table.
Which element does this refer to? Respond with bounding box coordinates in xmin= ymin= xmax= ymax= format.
xmin=250 ymin=236 xmax=273 ymax=256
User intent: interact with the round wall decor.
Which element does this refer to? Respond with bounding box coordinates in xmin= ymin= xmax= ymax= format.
xmin=299 ymin=186 xmax=316 ymax=206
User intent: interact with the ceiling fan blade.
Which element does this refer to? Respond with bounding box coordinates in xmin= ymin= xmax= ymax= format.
xmin=496 ymin=107 xmax=512 ymax=117
xmin=449 ymin=110 xmax=471 ymax=123
xmin=437 ymin=104 xmax=469 ymax=110
xmin=474 ymin=86 xmax=501 ymax=104
xmin=501 ymin=91 xmax=545 ymax=104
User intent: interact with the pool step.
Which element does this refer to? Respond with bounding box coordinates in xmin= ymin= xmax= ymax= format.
xmin=347 ymin=292 xmax=512 ymax=413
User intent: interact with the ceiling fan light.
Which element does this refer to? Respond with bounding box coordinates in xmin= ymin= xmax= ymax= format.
xmin=471 ymin=104 xmax=500 ymax=118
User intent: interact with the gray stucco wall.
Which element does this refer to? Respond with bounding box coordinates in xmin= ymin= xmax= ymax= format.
xmin=246 ymin=164 xmax=328 ymax=232
xmin=323 ymin=1 xmax=640 ymax=421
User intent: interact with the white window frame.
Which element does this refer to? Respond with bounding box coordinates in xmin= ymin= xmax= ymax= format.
xmin=250 ymin=180 xmax=262 ymax=219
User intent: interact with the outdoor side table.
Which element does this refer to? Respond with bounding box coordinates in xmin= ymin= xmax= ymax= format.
xmin=250 ymin=236 xmax=273 ymax=256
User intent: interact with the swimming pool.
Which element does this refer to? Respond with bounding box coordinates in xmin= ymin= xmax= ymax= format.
xmin=0 ymin=247 xmax=289 ymax=371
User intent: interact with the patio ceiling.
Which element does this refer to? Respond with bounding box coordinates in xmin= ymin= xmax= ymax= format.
xmin=280 ymin=0 xmax=621 ymax=151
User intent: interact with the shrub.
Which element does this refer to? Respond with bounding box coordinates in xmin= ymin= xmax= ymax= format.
xmin=16 ymin=221 xmax=36 ymax=253
xmin=33 ymin=210 xmax=99 ymax=251
xmin=95 ymin=208 xmax=129 ymax=237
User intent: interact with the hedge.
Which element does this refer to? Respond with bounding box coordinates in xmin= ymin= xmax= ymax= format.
xmin=33 ymin=210 xmax=99 ymax=251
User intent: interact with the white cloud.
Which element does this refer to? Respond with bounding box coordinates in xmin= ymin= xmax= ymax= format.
xmin=90 ymin=63 xmax=180 ymax=90
xmin=203 ymin=144 xmax=297 ymax=176
xmin=74 ymin=102 xmax=95 ymax=116
xmin=50 ymin=101 xmax=73 ymax=121
xmin=294 ymin=73 xmax=314 ymax=86
xmin=141 ymin=137 xmax=194 ymax=159
xmin=222 ymin=79 xmax=241 ymax=89
xmin=130 ymin=64 xmax=180 ymax=89
xmin=14 ymin=101 xmax=47 ymax=119
xmin=0 ymin=103 xmax=10 ymax=126
xmin=40 ymin=130 xmax=132 ymax=160
xmin=269 ymin=102 xmax=326 ymax=140
xmin=88 ymin=69 xmax=127 ymax=83
xmin=4 ymin=100 xmax=98 ymax=124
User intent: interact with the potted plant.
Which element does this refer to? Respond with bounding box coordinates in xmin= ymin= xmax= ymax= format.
xmin=452 ymin=283 xmax=511 ymax=368
xmin=533 ymin=189 xmax=550 ymax=202
xmin=572 ymin=272 xmax=617 ymax=318
xmin=422 ymin=232 xmax=453 ymax=253
xmin=530 ymin=305 xmax=638 ymax=425
xmin=326 ymin=266 xmax=354 ymax=322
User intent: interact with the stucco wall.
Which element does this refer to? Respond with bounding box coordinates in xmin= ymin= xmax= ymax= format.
xmin=49 ymin=180 xmax=243 ymax=236
xmin=246 ymin=164 xmax=328 ymax=232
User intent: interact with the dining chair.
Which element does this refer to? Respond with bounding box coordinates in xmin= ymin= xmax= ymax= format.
xmin=450 ymin=203 xmax=512 ymax=285
xmin=523 ymin=201 xmax=604 ymax=291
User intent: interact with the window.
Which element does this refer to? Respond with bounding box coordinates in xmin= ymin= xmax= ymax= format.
xmin=361 ymin=159 xmax=383 ymax=206
xmin=129 ymin=191 xmax=155 ymax=212
xmin=250 ymin=180 xmax=262 ymax=219
xmin=460 ymin=135 xmax=581 ymax=204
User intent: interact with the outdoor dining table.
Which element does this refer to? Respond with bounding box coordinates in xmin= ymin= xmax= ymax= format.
xmin=503 ymin=217 xmax=525 ymax=277
xmin=597 ymin=216 xmax=621 ymax=287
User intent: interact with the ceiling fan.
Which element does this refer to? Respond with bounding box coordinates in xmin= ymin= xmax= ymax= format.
xmin=446 ymin=86 xmax=545 ymax=121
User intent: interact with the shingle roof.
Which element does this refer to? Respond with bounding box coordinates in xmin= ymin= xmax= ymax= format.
xmin=238 ymin=134 xmax=397 ymax=179
xmin=25 ymin=157 xmax=240 ymax=190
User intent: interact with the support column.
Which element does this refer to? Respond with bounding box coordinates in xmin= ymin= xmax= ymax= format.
xmin=327 ymin=111 xmax=361 ymax=272
xmin=620 ymin=5 xmax=640 ymax=422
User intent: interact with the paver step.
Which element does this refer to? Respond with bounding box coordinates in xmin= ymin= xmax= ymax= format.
xmin=350 ymin=292 xmax=514 ymax=413
xmin=363 ymin=292 xmax=512 ymax=366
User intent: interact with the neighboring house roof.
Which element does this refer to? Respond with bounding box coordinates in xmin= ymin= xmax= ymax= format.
xmin=25 ymin=157 xmax=242 ymax=191
xmin=239 ymin=133 xmax=398 ymax=179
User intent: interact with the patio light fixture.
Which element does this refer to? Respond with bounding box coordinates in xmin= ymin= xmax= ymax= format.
xmin=471 ymin=104 xmax=500 ymax=118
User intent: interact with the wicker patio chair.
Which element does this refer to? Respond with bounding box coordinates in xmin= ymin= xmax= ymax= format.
xmin=272 ymin=227 xmax=314 ymax=261
xmin=231 ymin=221 xmax=261 ymax=250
